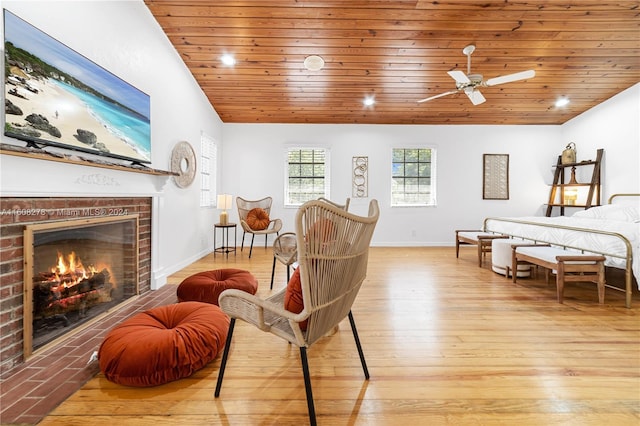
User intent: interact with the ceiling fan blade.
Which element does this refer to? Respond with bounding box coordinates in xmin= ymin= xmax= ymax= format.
xmin=485 ymin=70 xmax=535 ymax=86
xmin=417 ymin=90 xmax=459 ymax=103
xmin=465 ymin=88 xmax=486 ymax=105
xmin=447 ymin=70 xmax=470 ymax=84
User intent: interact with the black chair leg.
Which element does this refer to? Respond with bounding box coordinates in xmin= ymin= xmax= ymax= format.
xmin=270 ymin=256 xmax=277 ymax=290
xmin=214 ymin=318 xmax=236 ymax=397
xmin=249 ymin=234 xmax=255 ymax=258
xmin=348 ymin=311 xmax=369 ymax=379
xmin=299 ymin=347 xmax=317 ymax=426
xmin=240 ymin=232 xmax=246 ymax=252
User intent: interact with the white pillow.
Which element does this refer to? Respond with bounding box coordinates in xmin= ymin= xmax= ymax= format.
xmin=572 ymin=204 xmax=640 ymax=222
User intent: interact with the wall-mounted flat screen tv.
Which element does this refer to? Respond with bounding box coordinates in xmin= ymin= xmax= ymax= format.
xmin=3 ymin=10 xmax=151 ymax=164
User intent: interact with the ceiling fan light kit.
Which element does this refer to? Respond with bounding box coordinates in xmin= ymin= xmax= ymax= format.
xmin=418 ymin=44 xmax=535 ymax=105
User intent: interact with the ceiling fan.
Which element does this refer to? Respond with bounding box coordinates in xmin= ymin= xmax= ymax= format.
xmin=417 ymin=45 xmax=535 ymax=106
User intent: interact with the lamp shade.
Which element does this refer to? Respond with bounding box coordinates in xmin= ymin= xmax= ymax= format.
xmin=217 ymin=194 xmax=232 ymax=210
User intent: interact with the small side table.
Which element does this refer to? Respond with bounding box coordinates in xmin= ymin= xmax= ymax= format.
xmin=214 ymin=223 xmax=237 ymax=257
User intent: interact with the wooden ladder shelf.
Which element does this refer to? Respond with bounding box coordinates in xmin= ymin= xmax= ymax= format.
xmin=545 ymin=148 xmax=603 ymax=217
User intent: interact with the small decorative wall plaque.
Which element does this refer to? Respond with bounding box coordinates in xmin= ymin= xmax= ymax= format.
xmin=352 ymin=156 xmax=368 ymax=198
xmin=483 ymin=154 xmax=509 ymax=200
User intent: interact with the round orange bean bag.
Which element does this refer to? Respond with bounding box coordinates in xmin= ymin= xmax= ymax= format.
xmin=98 ymin=302 xmax=229 ymax=387
xmin=177 ymin=268 xmax=258 ymax=305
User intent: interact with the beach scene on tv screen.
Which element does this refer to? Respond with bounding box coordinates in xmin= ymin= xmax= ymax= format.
xmin=4 ymin=10 xmax=151 ymax=163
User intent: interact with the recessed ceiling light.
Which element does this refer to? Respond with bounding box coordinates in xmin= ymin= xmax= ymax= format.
xmin=555 ymin=97 xmax=570 ymax=107
xmin=220 ymin=54 xmax=236 ymax=66
xmin=363 ymin=96 xmax=375 ymax=107
xmin=304 ymin=55 xmax=324 ymax=71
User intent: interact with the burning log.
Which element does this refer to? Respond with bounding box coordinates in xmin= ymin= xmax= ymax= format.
xmin=33 ymin=251 xmax=114 ymax=320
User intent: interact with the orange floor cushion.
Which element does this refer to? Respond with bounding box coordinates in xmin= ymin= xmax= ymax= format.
xmin=177 ymin=268 xmax=258 ymax=305
xmin=98 ymin=302 xmax=229 ymax=387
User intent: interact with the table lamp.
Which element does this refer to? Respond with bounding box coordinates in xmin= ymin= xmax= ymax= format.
xmin=564 ymin=167 xmax=579 ymax=205
xmin=217 ymin=194 xmax=232 ymax=225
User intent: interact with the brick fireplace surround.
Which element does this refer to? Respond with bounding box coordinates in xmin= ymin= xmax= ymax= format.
xmin=0 ymin=197 xmax=155 ymax=423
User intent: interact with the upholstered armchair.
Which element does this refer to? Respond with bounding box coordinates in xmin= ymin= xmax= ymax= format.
xmin=215 ymin=199 xmax=380 ymax=426
xmin=236 ymin=196 xmax=282 ymax=258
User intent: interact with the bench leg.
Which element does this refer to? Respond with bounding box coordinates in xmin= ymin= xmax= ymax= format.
xmin=597 ymin=262 xmax=605 ymax=304
xmin=557 ymin=260 xmax=606 ymax=305
xmin=556 ymin=262 xmax=565 ymax=304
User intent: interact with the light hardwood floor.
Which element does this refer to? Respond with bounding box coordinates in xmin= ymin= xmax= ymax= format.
xmin=39 ymin=246 xmax=639 ymax=425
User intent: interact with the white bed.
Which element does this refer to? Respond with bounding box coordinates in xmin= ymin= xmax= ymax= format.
xmin=483 ymin=194 xmax=640 ymax=308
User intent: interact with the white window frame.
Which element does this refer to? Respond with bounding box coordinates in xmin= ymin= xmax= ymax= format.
xmin=284 ymin=146 xmax=330 ymax=207
xmin=200 ymin=132 xmax=217 ymax=207
xmin=391 ymin=146 xmax=437 ymax=207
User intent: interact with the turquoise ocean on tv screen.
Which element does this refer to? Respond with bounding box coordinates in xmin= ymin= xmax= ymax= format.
xmin=52 ymin=80 xmax=151 ymax=162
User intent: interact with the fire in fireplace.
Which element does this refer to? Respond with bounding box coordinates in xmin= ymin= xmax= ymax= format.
xmin=24 ymin=215 xmax=139 ymax=357
xmin=33 ymin=251 xmax=114 ymax=341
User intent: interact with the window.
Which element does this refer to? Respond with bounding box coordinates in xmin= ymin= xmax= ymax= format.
xmin=200 ymin=133 xmax=217 ymax=207
xmin=391 ymin=147 xmax=436 ymax=206
xmin=285 ymin=147 xmax=329 ymax=206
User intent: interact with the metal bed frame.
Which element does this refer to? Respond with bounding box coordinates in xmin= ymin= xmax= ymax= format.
xmin=483 ymin=193 xmax=639 ymax=308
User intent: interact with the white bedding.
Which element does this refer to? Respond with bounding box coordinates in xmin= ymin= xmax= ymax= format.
xmin=484 ymin=210 xmax=640 ymax=289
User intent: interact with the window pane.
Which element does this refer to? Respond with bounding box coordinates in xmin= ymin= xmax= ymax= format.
xmin=405 ymin=163 xmax=418 ymax=176
xmin=391 ymin=148 xmax=435 ymax=206
xmin=200 ymin=133 xmax=217 ymax=207
xmin=289 ymin=150 xmax=301 ymax=162
xmin=286 ymin=148 xmax=328 ymax=205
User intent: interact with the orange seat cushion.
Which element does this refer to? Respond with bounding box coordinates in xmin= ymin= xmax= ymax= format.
xmin=284 ymin=267 xmax=307 ymax=330
xmin=306 ymin=218 xmax=336 ymax=243
xmin=246 ymin=208 xmax=270 ymax=230
xmin=177 ymin=269 xmax=258 ymax=305
xmin=98 ymin=302 xmax=229 ymax=387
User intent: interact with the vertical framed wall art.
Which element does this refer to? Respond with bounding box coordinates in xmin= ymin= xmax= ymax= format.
xmin=352 ymin=156 xmax=368 ymax=198
xmin=483 ymin=154 xmax=509 ymax=200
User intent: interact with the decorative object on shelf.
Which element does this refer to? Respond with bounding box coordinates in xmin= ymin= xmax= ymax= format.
xmin=564 ymin=190 xmax=578 ymax=205
xmin=564 ymin=165 xmax=580 ymax=205
xmin=217 ymin=194 xmax=233 ymax=225
xmin=546 ymin=148 xmax=603 ymax=216
xmin=561 ymin=142 xmax=577 ymax=164
xmin=170 ymin=141 xmax=197 ymax=188
xmin=352 ymin=156 xmax=368 ymax=198
xmin=483 ymin=154 xmax=509 ymax=200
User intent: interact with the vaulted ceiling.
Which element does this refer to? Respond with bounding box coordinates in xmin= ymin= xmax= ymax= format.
xmin=144 ymin=1 xmax=640 ymax=125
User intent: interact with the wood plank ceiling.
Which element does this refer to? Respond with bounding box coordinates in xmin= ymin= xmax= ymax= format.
xmin=143 ymin=1 xmax=640 ymax=125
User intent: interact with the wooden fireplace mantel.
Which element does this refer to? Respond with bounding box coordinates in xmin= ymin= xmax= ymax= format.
xmin=0 ymin=143 xmax=177 ymax=177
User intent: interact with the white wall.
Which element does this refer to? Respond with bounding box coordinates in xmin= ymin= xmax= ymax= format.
xmin=1 ymin=1 xmax=224 ymax=288
xmin=222 ymin=124 xmax=560 ymax=245
xmin=561 ymin=83 xmax=640 ymax=200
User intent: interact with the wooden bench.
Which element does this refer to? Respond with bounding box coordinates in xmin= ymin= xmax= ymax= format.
xmin=455 ymin=230 xmax=509 ymax=267
xmin=512 ymin=244 xmax=606 ymax=304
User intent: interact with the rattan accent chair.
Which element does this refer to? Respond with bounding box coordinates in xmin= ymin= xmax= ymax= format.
xmin=215 ymin=199 xmax=380 ymax=426
xmin=270 ymin=232 xmax=297 ymax=290
xmin=317 ymin=196 xmax=350 ymax=211
xmin=236 ymin=196 xmax=283 ymax=258
xmin=269 ymin=198 xmax=351 ymax=290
